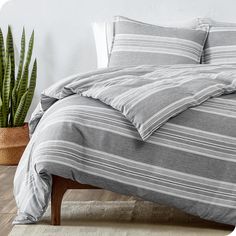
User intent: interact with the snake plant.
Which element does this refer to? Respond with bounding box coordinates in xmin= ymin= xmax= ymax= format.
xmin=0 ymin=26 xmax=37 ymax=127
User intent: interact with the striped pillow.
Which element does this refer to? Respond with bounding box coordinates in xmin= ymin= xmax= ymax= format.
xmin=199 ymin=19 xmax=236 ymax=64
xmin=108 ymin=16 xmax=209 ymax=67
xmin=198 ymin=18 xmax=236 ymax=27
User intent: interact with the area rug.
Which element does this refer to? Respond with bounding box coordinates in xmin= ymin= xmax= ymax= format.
xmin=10 ymin=201 xmax=233 ymax=236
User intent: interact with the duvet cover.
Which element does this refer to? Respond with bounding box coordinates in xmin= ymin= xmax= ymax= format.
xmin=13 ymin=64 xmax=236 ymax=225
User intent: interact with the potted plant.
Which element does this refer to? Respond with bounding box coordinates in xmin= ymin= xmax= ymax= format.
xmin=0 ymin=26 xmax=37 ymax=165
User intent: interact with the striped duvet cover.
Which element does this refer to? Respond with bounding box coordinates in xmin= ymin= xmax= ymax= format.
xmin=14 ymin=64 xmax=236 ymax=225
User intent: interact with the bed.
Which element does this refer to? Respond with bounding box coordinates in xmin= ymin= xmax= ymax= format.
xmin=12 ymin=14 xmax=236 ymax=227
xmin=13 ymin=63 xmax=236 ymax=226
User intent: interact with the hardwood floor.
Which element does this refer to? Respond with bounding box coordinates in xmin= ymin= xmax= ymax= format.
xmin=0 ymin=166 xmax=135 ymax=235
xmin=0 ymin=166 xmax=234 ymax=236
xmin=0 ymin=166 xmax=17 ymax=236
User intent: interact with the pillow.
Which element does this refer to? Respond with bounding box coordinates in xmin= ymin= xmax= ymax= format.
xmin=93 ymin=18 xmax=202 ymax=68
xmin=198 ymin=18 xmax=236 ymax=27
xmin=198 ymin=19 xmax=236 ymax=64
xmin=108 ymin=16 xmax=209 ymax=67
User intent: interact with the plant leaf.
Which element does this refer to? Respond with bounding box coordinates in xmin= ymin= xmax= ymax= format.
xmin=13 ymin=90 xmax=28 ymax=127
xmin=11 ymin=85 xmax=17 ymax=118
xmin=15 ymin=28 xmax=25 ymax=90
xmin=6 ymin=26 xmax=15 ymax=90
xmin=18 ymin=59 xmax=37 ymax=125
xmin=0 ymin=28 xmax=5 ymax=95
xmin=17 ymin=65 xmax=28 ymax=105
xmin=16 ymin=30 xmax=34 ymax=106
xmin=6 ymin=26 xmax=15 ymax=126
xmin=25 ymin=30 xmax=34 ymax=68
xmin=0 ymin=96 xmax=4 ymax=127
xmin=2 ymin=56 xmax=11 ymax=127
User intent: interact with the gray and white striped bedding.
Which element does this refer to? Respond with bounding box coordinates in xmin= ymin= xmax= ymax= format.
xmin=199 ymin=19 xmax=236 ymax=64
xmin=14 ymin=64 xmax=236 ymax=225
xmin=108 ymin=16 xmax=209 ymax=67
xmin=202 ymin=26 xmax=236 ymax=64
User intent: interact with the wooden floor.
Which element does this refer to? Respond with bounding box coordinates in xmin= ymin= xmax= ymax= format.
xmin=0 ymin=166 xmax=135 ymax=235
xmin=0 ymin=166 xmax=234 ymax=236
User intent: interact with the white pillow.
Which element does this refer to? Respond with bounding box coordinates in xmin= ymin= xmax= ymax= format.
xmin=93 ymin=18 xmax=201 ymax=68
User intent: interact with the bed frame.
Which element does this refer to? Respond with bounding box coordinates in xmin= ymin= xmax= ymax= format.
xmin=50 ymin=175 xmax=232 ymax=228
xmin=51 ymin=175 xmax=101 ymax=225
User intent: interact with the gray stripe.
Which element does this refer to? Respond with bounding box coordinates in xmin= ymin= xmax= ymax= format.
xmin=109 ymin=16 xmax=208 ymax=67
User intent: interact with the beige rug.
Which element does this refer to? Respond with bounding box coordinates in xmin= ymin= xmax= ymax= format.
xmin=10 ymin=201 xmax=233 ymax=236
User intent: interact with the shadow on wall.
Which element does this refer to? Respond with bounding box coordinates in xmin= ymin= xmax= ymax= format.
xmin=24 ymin=33 xmax=55 ymax=121
xmin=0 ymin=0 xmax=98 ymax=118
xmin=41 ymin=33 xmax=56 ymax=87
xmin=0 ymin=0 xmax=10 ymax=10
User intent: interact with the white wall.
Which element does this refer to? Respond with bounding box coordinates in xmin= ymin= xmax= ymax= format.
xmin=0 ymin=0 xmax=236 ymax=117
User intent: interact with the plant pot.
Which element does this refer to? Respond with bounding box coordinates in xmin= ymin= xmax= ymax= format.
xmin=0 ymin=123 xmax=29 ymax=165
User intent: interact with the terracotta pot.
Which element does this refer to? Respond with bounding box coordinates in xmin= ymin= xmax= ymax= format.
xmin=0 ymin=123 xmax=29 ymax=165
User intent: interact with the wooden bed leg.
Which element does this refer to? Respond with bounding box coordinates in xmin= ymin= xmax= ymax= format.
xmin=51 ymin=175 xmax=68 ymax=225
xmin=51 ymin=175 xmax=100 ymax=225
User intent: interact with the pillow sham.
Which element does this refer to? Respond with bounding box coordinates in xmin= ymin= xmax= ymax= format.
xmin=199 ymin=19 xmax=236 ymax=64
xmin=198 ymin=18 xmax=236 ymax=27
xmin=108 ymin=16 xmax=209 ymax=67
xmin=93 ymin=18 xmax=200 ymax=68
